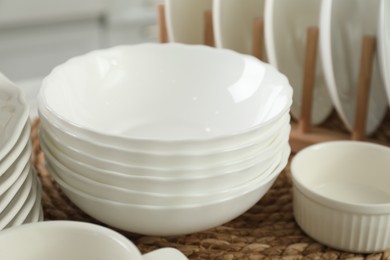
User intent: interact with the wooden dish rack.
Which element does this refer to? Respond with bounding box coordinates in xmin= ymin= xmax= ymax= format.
xmin=156 ymin=5 xmax=390 ymax=153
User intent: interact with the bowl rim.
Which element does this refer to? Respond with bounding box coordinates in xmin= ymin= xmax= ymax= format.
xmin=38 ymin=43 xmax=293 ymax=144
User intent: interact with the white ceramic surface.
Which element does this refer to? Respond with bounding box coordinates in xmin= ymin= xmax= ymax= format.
xmin=378 ymin=0 xmax=390 ymax=105
xmin=39 ymin=108 xmax=290 ymax=156
xmin=6 ymin=172 xmax=38 ymax=228
xmin=43 ymin=139 xmax=284 ymax=205
xmin=0 ymin=72 xmax=29 ymax=160
xmin=0 ymin=141 xmax=32 ymax=194
xmin=213 ymin=0 xmax=265 ymax=55
xmin=0 ymin=170 xmax=33 ymax=230
xmin=264 ymin=0 xmax=332 ymax=125
xmin=0 ymin=162 xmax=30 ymax=214
xmin=22 ymin=178 xmax=43 ymax=224
xmin=41 ymin=126 xmax=289 ymax=195
xmin=292 ymin=141 xmax=390 ymax=253
xmin=47 ymin=145 xmax=290 ymax=236
xmin=320 ymin=0 xmax=387 ymax=134
xmin=38 ymin=43 xmax=292 ymax=149
xmin=40 ymin=120 xmax=288 ymax=174
xmin=0 ymin=120 xmax=31 ymax=177
xmin=165 ymin=0 xmax=212 ymax=44
xmin=0 ymin=221 xmax=188 ymax=260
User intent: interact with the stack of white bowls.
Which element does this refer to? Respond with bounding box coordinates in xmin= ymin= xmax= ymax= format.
xmin=0 ymin=73 xmax=43 ymax=231
xmin=38 ymin=43 xmax=293 ymax=236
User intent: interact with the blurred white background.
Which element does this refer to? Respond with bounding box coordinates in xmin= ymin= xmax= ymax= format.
xmin=0 ymin=0 xmax=160 ymax=117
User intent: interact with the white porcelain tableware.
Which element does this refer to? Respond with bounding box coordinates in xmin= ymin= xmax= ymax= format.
xmin=165 ymin=0 xmax=212 ymax=44
xmin=0 ymin=221 xmax=188 ymax=260
xmin=0 ymin=171 xmax=33 ymax=230
xmin=47 ymin=145 xmax=290 ymax=236
xmin=320 ymin=0 xmax=387 ymax=134
xmin=0 ymin=72 xmax=29 ymax=160
xmin=39 ymin=108 xmax=290 ymax=156
xmin=0 ymin=120 xmax=31 ymax=178
xmin=0 ymin=141 xmax=32 ymax=194
xmin=42 ymin=138 xmax=285 ymax=199
xmin=38 ymin=43 xmax=292 ymax=153
xmin=292 ymin=141 xmax=390 ymax=253
xmin=264 ymin=0 xmax=332 ymax=125
xmin=213 ymin=0 xmax=265 ymax=56
xmin=378 ymin=0 xmax=390 ymax=105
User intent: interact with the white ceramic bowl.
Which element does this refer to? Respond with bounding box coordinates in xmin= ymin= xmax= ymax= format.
xmin=41 ymin=119 xmax=288 ymax=169
xmin=47 ymin=144 xmax=290 ymax=236
xmin=39 ymin=109 xmax=290 ymax=156
xmin=43 ymin=139 xmax=285 ymax=205
xmin=0 ymin=221 xmax=188 ymax=260
xmin=40 ymin=125 xmax=289 ymax=195
xmin=292 ymin=141 xmax=390 ymax=253
xmin=38 ymin=43 xmax=292 ymax=152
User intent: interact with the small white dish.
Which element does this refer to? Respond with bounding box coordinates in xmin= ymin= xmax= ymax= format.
xmin=378 ymin=0 xmax=390 ymax=105
xmin=23 ymin=177 xmax=43 ymax=224
xmin=165 ymin=0 xmax=212 ymax=44
xmin=319 ymin=0 xmax=387 ymax=134
xmin=0 ymin=72 xmax=29 ymax=160
xmin=0 ymin=221 xmax=188 ymax=260
xmin=213 ymin=0 xmax=265 ymax=55
xmin=292 ymin=141 xmax=390 ymax=253
xmin=264 ymin=0 xmax=332 ymax=125
xmin=47 ymin=145 xmax=290 ymax=236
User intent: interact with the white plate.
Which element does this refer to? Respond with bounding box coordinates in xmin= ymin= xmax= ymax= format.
xmin=165 ymin=0 xmax=212 ymax=44
xmin=320 ymin=0 xmax=387 ymax=135
xmin=378 ymin=0 xmax=390 ymax=105
xmin=0 ymin=120 xmax=31 ymax=177
xmin=264 ymin=0 xmax=332 ymax=125
xmin=0 ymin=141 xmax=32 ymax=195
xmin=0 ymin=162 xmax=30 ymax=215
xmin=213 ymin=0 xmax=265 ymax=55
xmin=0 ymin=171 xmax=33 ymax=230
xmin=0 ymin=73 xmax=29 ymax=160
xmin=6 ymin=172 xmax=37 ymax=229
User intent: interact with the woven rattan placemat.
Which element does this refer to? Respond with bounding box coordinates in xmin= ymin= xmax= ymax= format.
xmin=31 ymin=116 xmax=390 ymax=260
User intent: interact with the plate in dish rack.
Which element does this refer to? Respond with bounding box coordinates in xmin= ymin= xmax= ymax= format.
xmin=319 ymin=0 xmax=387 ymax=135
xmin=0 ymin=73 xmax=29 ymax=160
xmin=213 ymin=0 xmax=265 ymax=56
xmin=165 ymin=0 xmax=212 ymax=44
xmin=264 ymin=0 xmax=332 ymax=125
xmin=378 ymin=0 xmax=390 ymax=106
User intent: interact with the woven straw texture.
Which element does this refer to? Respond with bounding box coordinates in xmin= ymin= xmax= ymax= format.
xmin=31 ymin=114 xmax=390 ymax=260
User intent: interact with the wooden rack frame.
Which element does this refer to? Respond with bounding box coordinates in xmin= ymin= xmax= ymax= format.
xmin=157 ymin=5 xmax=389 ymax=153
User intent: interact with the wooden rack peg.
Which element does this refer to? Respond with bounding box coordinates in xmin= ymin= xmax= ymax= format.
xmin=298 ymin=27 xmax=319 ymax=134
xmin=204 ymin=10 xmax=215 ymax=47
xmin=157 ymin=4 xmax=168 ymax=43
xmin=351 ymin=36 xmax=376 ymax=140
xmin=252 ymin=17 xmax=264 ymax=61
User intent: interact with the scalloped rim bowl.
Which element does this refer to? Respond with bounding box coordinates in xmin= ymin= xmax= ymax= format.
xmin=292 ymin=141 xmax=390 ymax=253
xmin=46 ymin=145 xmax=290 ymax=236
xmin=38 ymin=43 xmax=292 ymax=150
xmin=0 ymin=221 xmax=188 ymax=260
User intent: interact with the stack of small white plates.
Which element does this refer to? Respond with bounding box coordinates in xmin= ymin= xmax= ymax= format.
xmin=0 ymin=73 xmax=43 ymax=231
xmin=38 ymin=43 xmax=292 ymax=236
